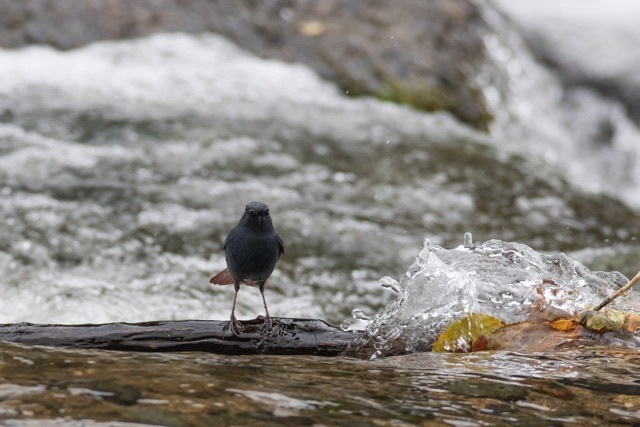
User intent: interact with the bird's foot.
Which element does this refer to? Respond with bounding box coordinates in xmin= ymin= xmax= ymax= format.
xmin=224 ymin=316 xmax=244 ymax=335
xmin=259 ymin=315 xmax=274 ymax=335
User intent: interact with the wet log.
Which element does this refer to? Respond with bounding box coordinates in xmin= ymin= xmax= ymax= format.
xmin=0 ymin=317 xmax=372 ymax=358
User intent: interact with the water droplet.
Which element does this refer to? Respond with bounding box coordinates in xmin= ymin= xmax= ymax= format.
xmin=463 ymin=232 xmax=473 ymax=248
xmin=340 ymin=320 xmax=350 ymax=331
xmin=279 ymin=7 xmax=293 ymax=21
xmin=379 ymin=276 xmax=400 ymax=293
xmin=351 ymin=309 xmax=371 ymax=320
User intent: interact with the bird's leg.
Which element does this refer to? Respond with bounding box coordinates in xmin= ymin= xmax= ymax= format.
xmin=225 ymin=282 xmax=243 ymax=335
xmin=258 ymin=282 xmax=273 ymax=330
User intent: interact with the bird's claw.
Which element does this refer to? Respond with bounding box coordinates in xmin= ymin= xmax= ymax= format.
xmin=259 ymin=315 xmax=274 ymax=335
xmin=224 ymin=316 xmax=244 ymax=335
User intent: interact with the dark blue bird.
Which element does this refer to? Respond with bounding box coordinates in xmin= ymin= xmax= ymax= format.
xmin=210 ymin=201 xmax=284 ymax=333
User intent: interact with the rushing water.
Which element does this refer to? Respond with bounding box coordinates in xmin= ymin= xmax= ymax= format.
xmin=0 ymin=32 xmax=638 ymax=326
xmin=1 ymin=3 xmax=640 ymax=425
xmin=488 ymin=0 xmax=640 ymax=208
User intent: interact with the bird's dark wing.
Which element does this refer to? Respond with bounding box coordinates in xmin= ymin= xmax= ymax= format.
xmin=210 ymin=268 xmax=234 ymax=286
xmin=277 ymin=234 xmax=284 ymax=257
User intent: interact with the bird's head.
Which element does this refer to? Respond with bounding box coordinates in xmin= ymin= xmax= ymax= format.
xmin=240 ymin=201 xmax=274 ymax=230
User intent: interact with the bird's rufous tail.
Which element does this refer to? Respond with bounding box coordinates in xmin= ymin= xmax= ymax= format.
xmin=209 ymin=268 xmax=234 ymax=286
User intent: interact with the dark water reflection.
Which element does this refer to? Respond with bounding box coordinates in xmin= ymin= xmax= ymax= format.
xmin=1 ymin=342 xmax=638 ymax=426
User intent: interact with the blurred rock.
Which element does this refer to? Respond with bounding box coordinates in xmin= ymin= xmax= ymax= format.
xmin=0 ymin=0 xmax=493 ymax=129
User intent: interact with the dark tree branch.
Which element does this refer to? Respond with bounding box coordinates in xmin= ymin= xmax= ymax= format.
xmin=594 ymin=269 xmax=640 ymax=311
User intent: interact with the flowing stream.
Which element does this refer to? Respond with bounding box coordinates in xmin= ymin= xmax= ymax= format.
xmin=1 ymin=3 xmax=640 ymax=424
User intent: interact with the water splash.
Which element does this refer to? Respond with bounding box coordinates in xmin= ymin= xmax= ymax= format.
xmin=363 ymin=234 xmax=635 ymax=358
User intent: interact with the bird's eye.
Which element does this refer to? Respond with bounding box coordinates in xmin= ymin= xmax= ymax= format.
xmin=263 ymin=210 xmax=269 ymax=217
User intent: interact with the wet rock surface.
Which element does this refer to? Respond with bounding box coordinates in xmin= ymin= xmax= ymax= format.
xmin=0 ymin=0 xmax=493 ymax=129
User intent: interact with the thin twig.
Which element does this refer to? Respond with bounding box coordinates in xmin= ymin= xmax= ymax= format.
xmin=594 ymin=270 xmax=640 ymax=311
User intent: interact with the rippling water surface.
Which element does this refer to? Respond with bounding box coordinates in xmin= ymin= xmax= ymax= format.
xmin=1 ymin=343 xmax=639 ymax=426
